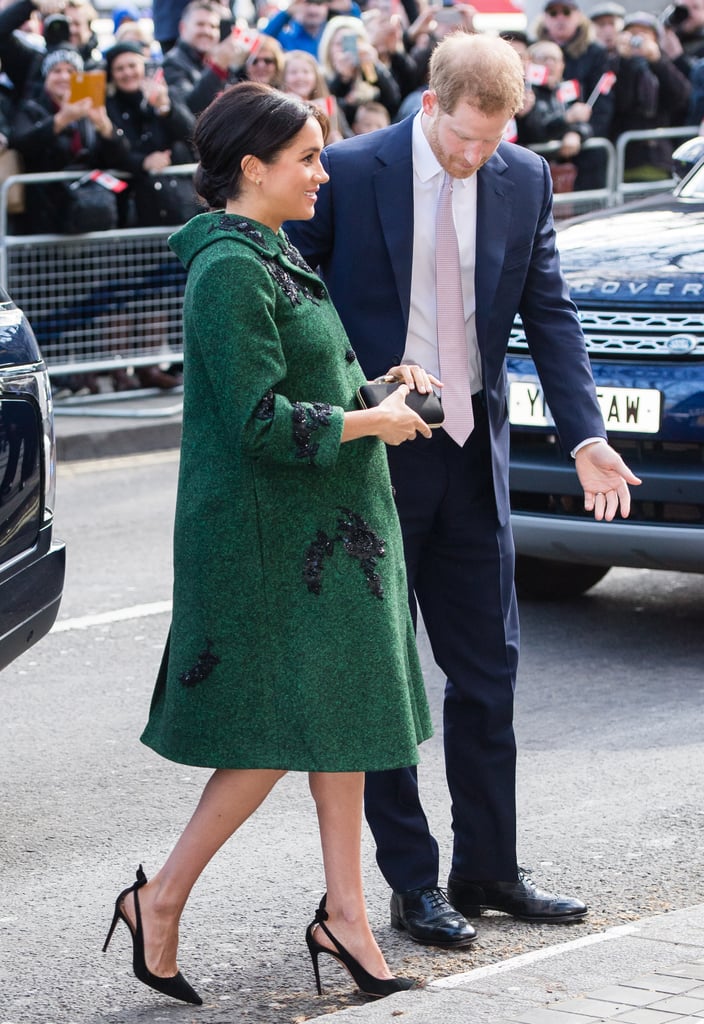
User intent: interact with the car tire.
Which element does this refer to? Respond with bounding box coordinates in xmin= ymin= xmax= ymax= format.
xmin=515 ymin=555 xmax=610 ymax=599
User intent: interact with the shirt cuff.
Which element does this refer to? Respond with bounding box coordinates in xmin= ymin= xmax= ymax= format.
xmin=571 ymin=436 xmax=608 ymax=458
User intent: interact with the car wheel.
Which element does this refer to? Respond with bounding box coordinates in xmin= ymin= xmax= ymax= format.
xmin=515 ymin=555 xmax=610 ymax=599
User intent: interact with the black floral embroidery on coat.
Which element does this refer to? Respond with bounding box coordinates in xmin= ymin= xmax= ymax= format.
xmin=281 ymin=242 xmax=327 ymax=300
xmin=303 ymin=508 xmax=386 ymax=600
xmin=336 ymin=508 xmax=386 ymax=599
xmin=259 ymin=255 xmax=323 ymax=307
xmin=179 ymin=639 xmax=221 ymax=687
xmin=302 ymin=529 xmax=336 ymax=595
xmin=255 ymin=389 xmax=275 ymax=421
xmin=292 ymin=401 xmax=333 ymax=462
xmin=210 ymin=214 xmax=267 ymax=247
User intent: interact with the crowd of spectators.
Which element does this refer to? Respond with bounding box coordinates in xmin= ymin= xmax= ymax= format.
xmin=0 ymin=0 xmax=699 ymax=221
xmin=0 ymin=0 xmax=701 ymax=392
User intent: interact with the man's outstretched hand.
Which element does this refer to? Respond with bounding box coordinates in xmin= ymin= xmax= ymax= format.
xmin=575 ymin=441 xmax=642 ymax=521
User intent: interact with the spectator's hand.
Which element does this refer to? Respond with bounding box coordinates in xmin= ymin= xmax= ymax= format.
xmin=660 ymin=25 xmax=684 ymax=59
xmin=367 ymin=15 xmax=403 ymax=56
xmin=559 ymin=129 xmax=582 ymax=157
xmin=565 ymin=100 xmax=591 ymax=123
xmin=287 ymin=0 xmax=310 ymax=22
xmin=357 ymin=39 xmax=379 ymax=66
xmin=86 ymin=104 xmax=115 ymax=138
xmin=376 ymin=384 xmax=433 ymax=443
xmin=36 ymin=0 xmax=65 ymax=16
xmin=143 ymin=73 xmax=170 ymax=111
xmin=332 ymin=47 xmax=358 ymax=80
xmin=517 ymin=86 xmax=536 ymax=117
xmin=54 ymin=97 xmax=92 ymax=131
xmin=618 ymin=31 xmax=660 ymax=62
xmin=406 ymin=6 xmax=438 ymax=43
xmin=575 ymin=440 xmax=641 ymax=520
xmin=456 ymin=3 xmax=477 ymax=30
xmin=143 ymin=149 xmax=172 ymax=172
xmin=208 ymin=32 xmax=250 ymax=71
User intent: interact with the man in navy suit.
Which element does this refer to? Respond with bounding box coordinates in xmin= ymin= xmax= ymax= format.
xmin=288 ymin=31 xmax=640 ymax=949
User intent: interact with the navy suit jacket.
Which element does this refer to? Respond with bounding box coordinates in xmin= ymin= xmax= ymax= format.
xmin=288 ymin=116 xmax=606 ymax=525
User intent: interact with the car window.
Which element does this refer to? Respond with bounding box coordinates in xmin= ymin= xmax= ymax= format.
xmin=0 ymin=397 xmax=42 ymax=563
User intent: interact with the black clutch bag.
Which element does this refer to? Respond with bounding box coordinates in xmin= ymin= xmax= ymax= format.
xmin=356 ymin=381 xmax=444 ymax=428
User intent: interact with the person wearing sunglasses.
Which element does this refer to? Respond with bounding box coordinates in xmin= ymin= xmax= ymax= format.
xmin=245 ymin=35 xmax=285 ymax=89
xmin=533 ymin=0 xmax=614 ymax=188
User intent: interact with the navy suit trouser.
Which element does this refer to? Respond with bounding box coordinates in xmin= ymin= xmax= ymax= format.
xmin=364 ymin=395 xmax=520 ymax=890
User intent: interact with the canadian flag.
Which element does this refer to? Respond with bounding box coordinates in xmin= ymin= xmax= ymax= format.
xmin=233 ymin=25 xmax=260 ymax=53
xmin=525 ymin=62 xmax=550 ymax=87
xmin=585 ymin=70 xmax=617 ymax=105
xmin=89 ymin=170 xmax=128 ymax=193
xmin=503 ymin=117 xmax=518 ymax=143
xmin=556 ymin=79 xmax=580 ymax=104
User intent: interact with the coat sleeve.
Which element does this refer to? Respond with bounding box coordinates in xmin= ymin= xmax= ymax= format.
xmin=187 ymin=246 xmax=345 ymax=470
xmin=518 ymin=157 xmax=607 ymax=452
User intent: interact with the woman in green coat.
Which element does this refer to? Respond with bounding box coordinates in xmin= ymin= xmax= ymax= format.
xmin=104 ymin=82 xmax=436 ymax=1008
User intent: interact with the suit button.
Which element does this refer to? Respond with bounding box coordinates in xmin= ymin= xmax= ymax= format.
xmin=345 ymin=349 xmax=357 ymax=363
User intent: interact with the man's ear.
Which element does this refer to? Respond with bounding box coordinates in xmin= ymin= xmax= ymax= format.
xmin=422 ymin=89 xmax=441 ymax=119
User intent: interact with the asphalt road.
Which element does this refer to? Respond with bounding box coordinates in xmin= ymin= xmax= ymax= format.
xmin=1 ymin=450 xmax=702 ymax=1024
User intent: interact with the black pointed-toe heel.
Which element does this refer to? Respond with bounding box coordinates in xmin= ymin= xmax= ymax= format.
xmin=103 ymin=864 xmax=202 ymax=1006
xmin=305 ymin=895 xmax=419 ymax=999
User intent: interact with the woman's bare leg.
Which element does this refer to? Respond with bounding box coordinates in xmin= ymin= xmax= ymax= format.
xmin=308 ymin=771 xmax=393 ymax=980
xmin=122 ymin=767 xmax=285 ymax=978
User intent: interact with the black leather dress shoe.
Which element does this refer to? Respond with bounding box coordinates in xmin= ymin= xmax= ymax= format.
xmin=390 ymin=886 xmax=477 ymax=948
xmin=447 ymin=868 xmax=588 ymax=923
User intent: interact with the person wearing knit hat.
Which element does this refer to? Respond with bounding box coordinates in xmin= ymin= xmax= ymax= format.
xmin=11 ymin=34 xmax=129 ymax=236
xmin=104 ymin=40 xmax=146 ymax=79
xmin=112 ymin=5 xmax=141 ymax=34
xmin=40 ymin=47 xmax=84 ymax=79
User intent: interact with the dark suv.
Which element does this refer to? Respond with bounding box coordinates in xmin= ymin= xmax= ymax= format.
xmin=507 ymin=143 xmax=704 ymax=597
xmin=0 ymin=287 xmax=65 ymax=667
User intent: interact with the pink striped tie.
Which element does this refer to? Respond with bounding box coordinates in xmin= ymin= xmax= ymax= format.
xmin=436 ymin=172 xmax=474 ymax=446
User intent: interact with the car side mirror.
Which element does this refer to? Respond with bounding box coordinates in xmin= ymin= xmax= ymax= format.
xmin=672 ymin=136 xmax=704 ymax=181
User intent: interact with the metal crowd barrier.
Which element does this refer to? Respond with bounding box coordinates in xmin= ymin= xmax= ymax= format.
xmin=0 ymin=166 xmax=196 ymax=414
xmin=526 ymin=137 xmax=617 ymax=220
xmin=0 ymin=129 xmax=699 ymax=413
xmin=614 ymin=125 xmax=700 ymax=202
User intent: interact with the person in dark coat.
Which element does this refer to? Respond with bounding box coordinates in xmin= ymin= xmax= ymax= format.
xmin=161 ymin=0 xmax=248 ymax=116
xmin=613 ymin=12 xmax=692 ymax=179
xmin=10 ymin=46 xmax=129 ymax=234
xmin=534 ymin=0 xmax=614 ymax=188
xmin=104 ymin=40 xmax=198 ymax=390
xmin=288 ymin=32 xmax=640 ymax=951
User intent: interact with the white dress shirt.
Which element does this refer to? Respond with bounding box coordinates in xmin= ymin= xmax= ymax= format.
xmin=403 ymin=110 xmax=483 ymax=395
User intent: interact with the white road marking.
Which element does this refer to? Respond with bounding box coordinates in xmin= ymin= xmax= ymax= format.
xmin=52 ymin=600 xmax=172 ymax=633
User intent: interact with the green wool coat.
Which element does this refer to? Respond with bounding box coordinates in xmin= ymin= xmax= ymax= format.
xmin=140 ymin=212 xmax=432 ymax=772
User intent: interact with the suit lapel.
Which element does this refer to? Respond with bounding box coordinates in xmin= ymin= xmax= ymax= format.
xmin=372 ymin=120 xmax=415 ymax=329
xmin=476 ymin=149 xmax=514 ymax=351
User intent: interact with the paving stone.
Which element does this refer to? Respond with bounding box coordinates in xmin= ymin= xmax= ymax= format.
xmin=554 ymin=999 xmax=638 ymax=1018
xmin=611 ymin=1009 xmax=690 ymax=1024
xmin=658 ymin=965 xmax=704 ymax=983
xmin=507 ymin=1009 xmax=605 ymax=1024
xmin=628 ymin=975 xmax=704 ymax=995
xmin=650 ymin=996 xmax=704 ymax=1014
xmin=589 ymin=986 xmax=663 ymax=1008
